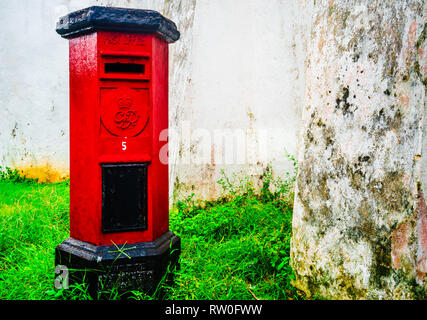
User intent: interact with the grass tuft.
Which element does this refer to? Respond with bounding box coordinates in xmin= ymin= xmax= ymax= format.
xmin=0 ymin=180 xmax=69 ymax=299
xmin=161 ymin=158 xmax=298 ymax=300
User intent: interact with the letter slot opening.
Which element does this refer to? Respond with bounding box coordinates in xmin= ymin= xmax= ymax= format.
xmin=105 ymin=62 xmax=145 ymax=74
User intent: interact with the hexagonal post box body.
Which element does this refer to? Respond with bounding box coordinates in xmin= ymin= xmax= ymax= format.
xmin=54 ymin=6 xmax=180 ymax=296
xmin=68 ymin=31 xmax=169 ymax=246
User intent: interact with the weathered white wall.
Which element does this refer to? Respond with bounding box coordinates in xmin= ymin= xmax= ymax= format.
xmin=0 ymin=0 xmax=307 ymax=201
xmin=291 ymin=0 xmax=427 ymax=299
xmin=165 ymin=0 xmax=311 ymax=200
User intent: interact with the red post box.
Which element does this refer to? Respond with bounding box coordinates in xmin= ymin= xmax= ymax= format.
xmin=54 ymin=6 xmax=180 ymax=295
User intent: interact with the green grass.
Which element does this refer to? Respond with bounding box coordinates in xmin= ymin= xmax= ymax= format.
xmin=0 ymin=161 xmax=299 ymax=300
xmin=0 ymin=179 xmax=69 ymax=299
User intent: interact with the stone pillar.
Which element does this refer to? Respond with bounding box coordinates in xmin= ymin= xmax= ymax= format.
xmin=291 ymin=0 xmax=426 ymax=299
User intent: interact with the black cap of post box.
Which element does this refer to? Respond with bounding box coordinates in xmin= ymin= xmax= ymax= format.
xmin=56 ymin=6 xmax=180 ymax=43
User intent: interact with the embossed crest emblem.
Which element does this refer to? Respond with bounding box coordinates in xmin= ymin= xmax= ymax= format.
xmin=100 ymin=88 xmax=149 ymax=137
xmin=114 ymin=98 xmax=139 ymax=130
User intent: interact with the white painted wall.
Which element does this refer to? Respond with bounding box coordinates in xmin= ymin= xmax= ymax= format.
xmin=0 ymin=0 xmax=309 ymax=200
xmin=167 ymin=0 xmax=311 ymax=200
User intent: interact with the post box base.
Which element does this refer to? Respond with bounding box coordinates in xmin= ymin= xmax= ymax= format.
xmin=55 ymin=231 xmax=180 ymax=298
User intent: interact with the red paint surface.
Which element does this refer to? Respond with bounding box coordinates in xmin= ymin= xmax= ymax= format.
xmin=391 ymin=222 xmax=409 ymax=269
xmin=68 ymin=31 xmax=170 ymax=246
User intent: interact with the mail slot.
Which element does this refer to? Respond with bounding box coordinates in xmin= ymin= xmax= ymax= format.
xmin=54 ymin=6 xmax=181 ymax=295
xmin=100 ymin=52 xmax=151 ymax=80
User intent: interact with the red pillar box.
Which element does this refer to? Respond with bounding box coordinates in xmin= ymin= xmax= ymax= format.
xmin=54 ymin=6 xmax=180 ymax=295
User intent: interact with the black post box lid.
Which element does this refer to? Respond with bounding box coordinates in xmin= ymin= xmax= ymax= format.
xmin=56 ymin=6 xmax=180 ymax=43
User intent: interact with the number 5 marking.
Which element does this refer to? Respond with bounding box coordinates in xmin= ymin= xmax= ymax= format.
xmin=122 ymin=141 xmax=127 ymax=151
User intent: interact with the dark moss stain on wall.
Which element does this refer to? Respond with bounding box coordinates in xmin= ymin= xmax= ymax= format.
xmin=335 ymin=86 xmax=357 ymax=117
xmin=370 ymin=236 xmax=392 ymax=289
